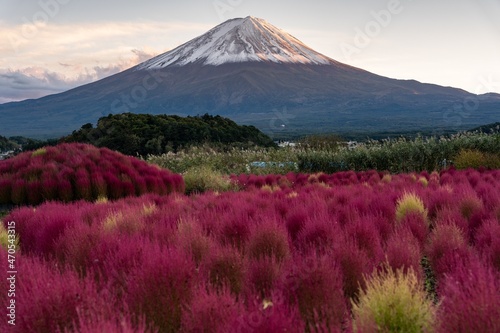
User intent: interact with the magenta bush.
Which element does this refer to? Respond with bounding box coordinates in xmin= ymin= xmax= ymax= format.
xmin=425 ymin=224 xmax=473 ymax=286
xmin=206 ymin=245 xmax=245 ymax=295
xmin=0 ymin=143 xmax=184 ymax=205
xmin=7 ymin=203 xmax=81 ymax=257
xmin=126 ymin=245 xmax=195 ymax=333
xmin=385 ymin=228 xmax=423 ymax=280
xmin=335 ymin=236 xmax=374 ymax=301
xmin=14 ymin=256 xmax=102 ymax=333
xmin=285 ymin=252 xmax=347 ymax=330
xmin=247 ymin=221 xmax=290 ymax=262
xmin=181 ymin=284 xmax=241 ymax=332
xmin=245 ymin=257 xmax=283 ymax=298
xmin=475 ymin=219 xmax=500 ymax=271
xmin=230 ymin=295 xmax=306 ymax=333
xmin=4 ymin=168 xmax=500 ymax=331
xmin=436 ymin=261 xmax=500 ymax=333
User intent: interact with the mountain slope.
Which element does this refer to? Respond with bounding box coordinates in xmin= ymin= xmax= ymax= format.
xmin=0 ymin=16 xmax=499 ymax=138
xmin=139 ymin=16 xmax=333 ymax=68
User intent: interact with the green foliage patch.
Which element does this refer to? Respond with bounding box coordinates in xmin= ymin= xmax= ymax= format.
xmin=63 ymin=113 xmax=275 ymax=156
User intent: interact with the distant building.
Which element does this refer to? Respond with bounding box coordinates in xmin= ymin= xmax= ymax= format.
xmin=347 ymin=141 xmax=358 ymax=150
xmin=276 ymin=141 xmax=297 ymax=148
xmin=0 ymin=151 xmax=15 ymax=160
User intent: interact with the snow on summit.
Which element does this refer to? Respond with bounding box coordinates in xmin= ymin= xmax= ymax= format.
xmin=139 ymin=16 xmax=333 ymax=69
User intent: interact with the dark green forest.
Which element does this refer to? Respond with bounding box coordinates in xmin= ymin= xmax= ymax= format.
xmin=62 ymin=113 xmax=276 ymax=156
xmin=0 ymin=135 xmax=19 ymax=152
xmin=469 ymin=122 xmax=500 ymax=133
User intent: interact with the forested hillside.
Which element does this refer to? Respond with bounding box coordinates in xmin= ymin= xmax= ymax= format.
xmin=63 ymin=113 xmax=276 ymax=156
xmin=0 ymin=135 xmax=19 ymax=152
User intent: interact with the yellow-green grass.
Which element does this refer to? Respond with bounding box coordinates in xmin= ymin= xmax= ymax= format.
xmin=395 ymin=192 xmax=428 ymax=224
xmin=352 ymin=266 xmax=435 ymax=333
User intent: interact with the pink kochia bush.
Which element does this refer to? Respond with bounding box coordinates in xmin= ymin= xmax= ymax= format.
xmin=0 ymin=143 xmax=184 ymax=205
xmin=3 ymin=168 xmax=500 ymax=332
xmin=436 ymin=261 xmax=500 ymax=333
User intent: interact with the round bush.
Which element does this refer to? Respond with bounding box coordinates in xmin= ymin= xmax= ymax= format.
xmin=0 ymin=143 xmax=184 ymax=205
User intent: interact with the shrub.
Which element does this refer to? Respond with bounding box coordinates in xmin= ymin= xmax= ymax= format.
xmin=176 ymin=218 xmax=214 ymax=266
xmin=126 ymin=246 xmax=195 ymax=333
xmin=183 ymin=165 xmax=236 ymax=194
xmin=11 ymin=179 xmax=27 ymax=205
xmin=296 ymin=214 xmax=339 ymax=253
xmin=7 ymin=204 xmax=80 ymax=257
xmin=68 ymin=315 xmax=151 ymax=333
xmin=385 ymin=229 xmax=423 ymax=281
xmin=4 ymin=168 xmax=500 ymax=331
xmin=246 ymin=257 xmax=282 ymax=298
xmin=0 ymin=177 xmax=12 ymax=204
xmin=395 ymin=192 xmax=428 ymax=225
xmin=425 ymin=224 xmax=471 ymax=284
xmin=285 ymin=209 xmax=307 ymax=241
xmin=0 ymin=222 xmax=18 ymax=251
xmin=335 ymin=237 xmax=374 ymax=301
xmin=474 ymin=219 xmax=500 ymax=272
xmin=453 ymin=149 xmax=500 ymax=169
xmin=436 ymin=261 xmax=500 ymax=333
xmin=75 ymin=168 xmax=92 ymax=201
xmin=352 ymin=266 xmax=435 ymax=333
xmin=0 ymin=143 xmax=184 ymax=205
xmin=459 ymin=195 xmax=483 ymax=220
xmin=344 ymin=218 xmax=384 ymax=262
xmin=217 ymin=214 xmax=251 ymax=250
xmin=247 ymin=222 xmax=290 ymax=262
xmin=27 ymin=180 xmax=43 ymax=204
xmin=285 ymin=253 xmax=347 ymax=330
xmin=31 ymin=147 xmax=47 ymax=157
xmin=397 ymin=212 xmax=429 ymax=249
xmin=181 ymin=285 xmax=240 ymax=332
xmin=207 ymin=246 xmax=245 ymax=295
xmin=231 ymin=295 xmax=306 ymax=333
xmin=15 ymin=256 xmax=101 ymax=333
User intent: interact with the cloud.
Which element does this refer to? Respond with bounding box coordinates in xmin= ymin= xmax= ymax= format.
xmin=0 ymin=20 xmax=210 ymax=103
xmin=0 ymin=49 xmax=160 ymax=103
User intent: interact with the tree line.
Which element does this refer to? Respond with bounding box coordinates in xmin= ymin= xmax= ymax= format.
xmin=62 ymin=113 xmax=276 ymax=156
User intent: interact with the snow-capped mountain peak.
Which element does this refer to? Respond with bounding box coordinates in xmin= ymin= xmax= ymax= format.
xmin=138 ymin=16 xmax=333 ymax=69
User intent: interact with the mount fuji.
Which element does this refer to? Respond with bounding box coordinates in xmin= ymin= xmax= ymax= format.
xmin=0 ymin=16 xmax=499 ymax=138
xmin=139 ymin=16 xmax=333 ymax=67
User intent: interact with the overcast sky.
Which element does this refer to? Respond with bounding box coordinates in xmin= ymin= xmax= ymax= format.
xmin=1 ymin=0 xmax=499 ymax=103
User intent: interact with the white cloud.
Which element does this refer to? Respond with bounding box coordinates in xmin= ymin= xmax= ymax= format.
xmin=0 ymin=48 xmax=162 ymax=103
xmin=0 ymin=20 xmax=211 ymax=102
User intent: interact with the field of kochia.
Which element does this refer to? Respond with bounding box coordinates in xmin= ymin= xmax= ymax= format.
xmin=1 ymin=143 xmax=500 ymax=332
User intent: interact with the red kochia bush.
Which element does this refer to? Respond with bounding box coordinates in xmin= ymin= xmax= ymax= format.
xmin=425 ymin=224 xmax=472 ymax=286
xmin=0 ymin=143 xmax=184 ymax=205
xmin=284 ymin=252 xmax=347 ymax=331
xmin=7 ymin=203 xmax=81 ymax=257
xmin=385 ymin=228 xmax=423 ymax=281
xmin=436 ymin=261 xmax=500 ymax=333
xmin=474 ymin=219 xmax=500 ymax=272
xmin=5 ymin=169 xmax=500 ymax=331
xmin=125 ymin=245 xmax=196 ymax=333
xmin=13 ymin=256 xmax=102 ymax=333
xmin=181 ymin=284 xmax=241 ymax=333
